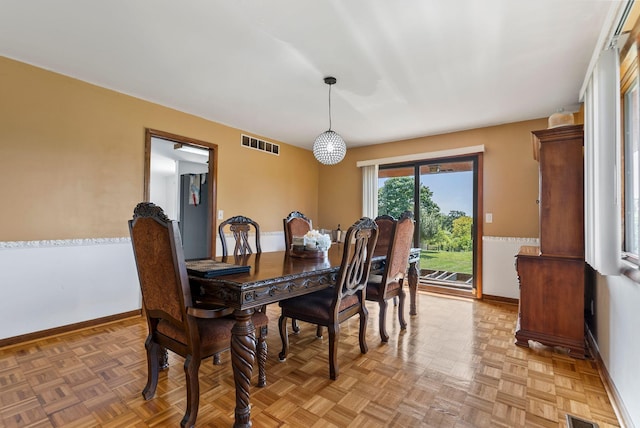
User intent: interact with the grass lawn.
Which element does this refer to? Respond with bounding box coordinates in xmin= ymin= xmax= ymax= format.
xmin=420 ymin=250 xmax=472 ymax=274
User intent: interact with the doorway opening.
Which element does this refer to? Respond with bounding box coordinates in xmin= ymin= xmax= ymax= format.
xmin=144 ymin=129 xmax=218 ymax=259
xmin=378 ymin=154 xmax=482 ymax=298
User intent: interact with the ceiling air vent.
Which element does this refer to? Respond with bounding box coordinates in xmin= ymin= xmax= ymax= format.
xmin=241 ymin=134 xmax=279 ymax=156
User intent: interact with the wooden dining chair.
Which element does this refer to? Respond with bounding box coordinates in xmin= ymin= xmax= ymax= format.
xmin=373 ymin=214 xmax=399 ymax=307
xmin=129 ymin=202 xmax=268 ymax=428
xmin=218 ymin=215 xmax=261 ymax=256
xmin=282 ymin=210 xmax=320 ymax=335
xmin=366 ymin=211 xmax=415 ymax=343
xmin=283 ymin=210 xmax=312 ymax=250
xmin=278 ymin=217 xmax=378 ymax=380
xmin=373 ymin=214 xmax=396 ymax=257
xmin=216 ymin=215 xmax=268 ymax=363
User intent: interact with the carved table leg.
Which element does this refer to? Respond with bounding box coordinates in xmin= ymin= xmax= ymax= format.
xmin=408 ymin=260 xmax=419 ymax=316
xmin=159 ymin=347 xmax=169 ymax=370
xmin=256 ymin=324 xmax=267 ymax=388
xmin=231 ymin=309 xmax=256 ymax=428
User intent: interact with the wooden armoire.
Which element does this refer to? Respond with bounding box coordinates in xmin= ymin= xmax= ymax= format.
xmin=515 ymin=124 xmax=586 ymax=358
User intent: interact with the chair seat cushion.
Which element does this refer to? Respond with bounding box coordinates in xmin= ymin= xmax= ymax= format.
xmin=158 ymin=310 xmax=268 ymax=347
xmin=279 ymin=287 xmax=359 ymax=323
xmin=366 ymin=274 xmax=401 ymax=300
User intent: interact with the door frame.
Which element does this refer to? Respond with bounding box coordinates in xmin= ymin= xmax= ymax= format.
xmin=144 ymin=128 xmax=218 ymax=257
xmin=419 ymin=153 xmax=483 ymax=298
xmin=379 ymin=152 xmax=483 ymax=298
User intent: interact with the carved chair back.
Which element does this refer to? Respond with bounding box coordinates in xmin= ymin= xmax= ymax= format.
xmin=283 ymin=211 xmax=312 ymax=249
xmin=129 ymin=202 xmax=194 ymax=336
xmin=333 ymin=217 xmax=380 ymax=315
xmin=380 ymin=211 xmax=415 ymax=297
xmin=218 ymin=215 xmax=262 ymax=257
xmin=373 ymin=214 xmax=395 ymax=257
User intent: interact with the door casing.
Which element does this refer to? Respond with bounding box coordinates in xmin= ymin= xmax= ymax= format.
xmin=144 ymin=128 xmax=218 ymax=258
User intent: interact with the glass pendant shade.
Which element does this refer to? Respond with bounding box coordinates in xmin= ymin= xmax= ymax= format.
xmin=313 ymin=130 xmax=346 ymax=165
xmin=313 ymin=76 xmax=346 ymax=165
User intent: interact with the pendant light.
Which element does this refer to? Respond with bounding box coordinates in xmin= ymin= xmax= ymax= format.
xmin=313 ymin=76 xmax=346 ymax=165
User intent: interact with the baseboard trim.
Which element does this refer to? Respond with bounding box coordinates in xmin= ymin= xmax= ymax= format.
xmin=586 ymin=327 xmax=634 ymax=428
xmin=0 ymin=310 xmax=142 ymax=349
xmin=482 ymin=294 xmax=519 ymax=305
xmin=418 ymin=283 xmax=475 ymax=299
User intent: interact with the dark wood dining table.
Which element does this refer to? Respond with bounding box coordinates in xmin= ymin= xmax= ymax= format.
xmin=189 ymin=246 xmax=421 ymax=427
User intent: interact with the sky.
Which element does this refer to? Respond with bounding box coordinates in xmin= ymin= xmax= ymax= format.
xmin=378 ymin=170 xmax=474 ymax=218
xmin=421 ymin=171 xmax=474 ymax=217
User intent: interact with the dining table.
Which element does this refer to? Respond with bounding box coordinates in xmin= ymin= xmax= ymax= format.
xmin=189 ymin=245 xmax=421 ymax=427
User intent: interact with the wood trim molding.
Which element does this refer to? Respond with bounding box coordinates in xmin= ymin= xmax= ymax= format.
xmin=0 ymin=237 xmax=130 ymax=249
xmin=356 ymin=145 xmax=485 ymax=167
xmin=0 ymin=310 xmax=142 ymax=349
xmin=474 ymin=153 xmax=483 ymax=299
xmin=145 ymin=128 xmax=218 ymax=258
xmin=482 ymin=294 xmax=519 ymax=305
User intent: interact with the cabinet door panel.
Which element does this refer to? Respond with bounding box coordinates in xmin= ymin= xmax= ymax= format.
xmin=535 ymin=126 xmax=584 ymax=257
xmin=516 ymin=254 xmax=585 ymax=357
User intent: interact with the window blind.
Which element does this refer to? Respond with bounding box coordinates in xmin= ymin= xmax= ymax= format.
xmin=583 ymin=47 xmax=622 ymax=275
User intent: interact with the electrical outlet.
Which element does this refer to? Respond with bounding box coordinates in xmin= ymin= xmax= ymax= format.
xmin=218 ymin=210 xmax=224 ymax=220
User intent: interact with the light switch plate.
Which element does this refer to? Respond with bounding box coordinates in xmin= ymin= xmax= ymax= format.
xmin=485 ymin=213 xmax=493 ymax=223
xmin=218 ymin=210 xmax=224 ymax=220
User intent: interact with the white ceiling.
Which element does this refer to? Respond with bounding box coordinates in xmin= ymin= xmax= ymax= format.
xmin=0 ymin=1 xmax=618 ymax=150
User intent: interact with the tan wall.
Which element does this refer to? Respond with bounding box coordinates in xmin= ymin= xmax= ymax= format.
xmin=1 ymin=55 xmax=566 ymax=242
xmin=0 ymin=56 xmax=319 ymax=241
xmin=317 ymin=118 xmax=553 ymax=238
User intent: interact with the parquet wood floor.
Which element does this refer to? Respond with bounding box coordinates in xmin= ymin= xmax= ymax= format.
xmin=0 ymin=292 xmax=620 ymax=427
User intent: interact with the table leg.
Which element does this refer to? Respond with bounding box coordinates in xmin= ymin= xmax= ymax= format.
xmin=231 ymin=309 xmax=256 ymax=428
xmin=408 ymin=260 xmax=418 ymax=315
xmin=158 ymin=347 xmax=169 ymax=370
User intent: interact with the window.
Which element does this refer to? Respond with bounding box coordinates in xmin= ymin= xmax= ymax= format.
xmin=583 ymin=2 xmax=639 ymax=277
xmin=620 ymin=19 xmax=640 ymax=268
xmin=623 ymin=79 xmax=640 ymax=262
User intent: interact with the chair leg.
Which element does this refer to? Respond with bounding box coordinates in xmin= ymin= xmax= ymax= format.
xmin=378 ymin=299 xmax=390 ymax=343
xmin=359 ymin=304 xmax=369 ymax=355
xmin=278 ymin=314 xmax=289 ymax=361
xmin=316 ymin=325 xmax=323 ymax=338
xmin=142 ymin=336 xmax=159 ymax=400
xmin=397 ymin=290 xmax=407 ymax=330
xmin=181 ymin=354 xmax=201 ymax=428
xmin=292 ymin=319 xmax=300 ymax=334
xmin=256 ymin=325 xmax=268 ymax=387
xmin=328 ymin=323 xmax=340 ymax=380
xmin=393 ymin=296 xmax=399 ymax=306
xmin=213 ymin=352 xmax=222 ymax=365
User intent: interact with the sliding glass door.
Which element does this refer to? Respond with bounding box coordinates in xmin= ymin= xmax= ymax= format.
xmin=378 ymin=156 xmax=479 ymax=296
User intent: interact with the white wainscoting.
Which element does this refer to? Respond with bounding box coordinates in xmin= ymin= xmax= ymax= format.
xmin=0 ymin=238 xmax=140 ymax=340
xmin=0 ymin=231 xmax=286 ymax=340
xmin=2 ymin=233 xmax=531 ymax=339
xmin=482 ymin=236 xmax=538 ymax=299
